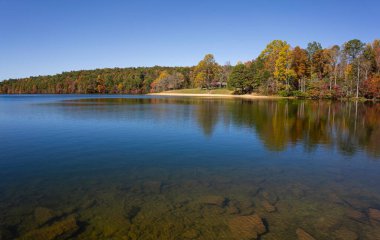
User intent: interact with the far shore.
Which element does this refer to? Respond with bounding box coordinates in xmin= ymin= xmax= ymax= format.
xmin=148 ymin=92 xmax=293 ymax=99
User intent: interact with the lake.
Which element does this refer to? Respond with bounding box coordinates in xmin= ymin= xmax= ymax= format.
xmin=0 ymin=95 xmax=380 ymax=240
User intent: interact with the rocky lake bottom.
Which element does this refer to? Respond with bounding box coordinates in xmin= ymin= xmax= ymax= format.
xmin=1 ymin=163 xmax=380 ymax=240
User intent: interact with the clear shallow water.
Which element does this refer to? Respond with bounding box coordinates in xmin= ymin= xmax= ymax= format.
xmin=0 ymin=95 xmax=380 ymax=240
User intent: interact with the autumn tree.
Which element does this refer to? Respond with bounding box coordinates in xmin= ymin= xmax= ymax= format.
xmin=329 ymin=45 xmax=340 ymax=88
xmin=150 ymin=71 xmax=185 ymax=92
xmin=274 ymin=45 xmax=296 ymax=91
xmin=291 ymin=46 xmax=308 ymax=91
xmin=96 ymin=75 xmax=106 ymax=94
xmin=363 ymin=74 xmax=380 ymax=99
xmin=258 ymin=40 xmax=289 ymax=92
xmin=306 ymin=41 xmax=322 ymax=78
xmin=361 ymin=44 xmax=376 ymax=82
xmin=193 ymin=54 xmax=220 ymax=89
xmin=373 ymin=40 xmax=380 ymax=74
xmin=344 ymin=39 xmax=365 ymax=98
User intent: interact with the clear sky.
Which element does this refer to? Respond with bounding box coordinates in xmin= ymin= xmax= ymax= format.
xmin=1 ymin=0 xmax=379 ymax=80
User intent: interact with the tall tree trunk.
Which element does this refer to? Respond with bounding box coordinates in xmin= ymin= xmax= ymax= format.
xmin=329 ymin=77 xmax=332 ymax=91
xmin=356 ymin=61 xmax=360 ymax=98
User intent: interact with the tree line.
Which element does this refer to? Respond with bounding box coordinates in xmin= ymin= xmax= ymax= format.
xmin=1 ymin=39 xmax=379 ymax=99
xmin=227 ymin=39 xmax=380 ymax=99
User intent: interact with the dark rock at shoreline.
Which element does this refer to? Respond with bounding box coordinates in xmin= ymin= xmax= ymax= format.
xmin=229 ymin=214 xmax=266 ymax=240
xmin=296 ymin=228 xmax=316 ymax=240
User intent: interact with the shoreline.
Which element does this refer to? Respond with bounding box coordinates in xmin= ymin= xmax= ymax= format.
xmin=148 ymin=92 xmax=293 ymax=99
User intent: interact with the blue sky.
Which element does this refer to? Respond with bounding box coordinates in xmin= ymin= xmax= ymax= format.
xmin=1 ymin=0 xmax=379 ymax=80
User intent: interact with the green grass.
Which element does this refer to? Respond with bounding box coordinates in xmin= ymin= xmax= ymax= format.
xmin=165 ymin=88 xmax=233 ymax=95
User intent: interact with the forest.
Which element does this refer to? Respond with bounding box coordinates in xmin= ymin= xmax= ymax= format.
xmin=1 ymin=39 xmax=379 ymax=99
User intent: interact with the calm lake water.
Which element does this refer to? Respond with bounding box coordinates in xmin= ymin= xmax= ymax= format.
xmin=0 ymin=95 xmax=380 ymax=240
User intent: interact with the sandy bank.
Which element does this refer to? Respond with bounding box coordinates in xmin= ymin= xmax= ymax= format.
xmin=148 ymin=92 xmax=291 ymax=99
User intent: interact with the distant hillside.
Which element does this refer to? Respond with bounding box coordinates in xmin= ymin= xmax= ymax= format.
xmin=0 ymin=66 xmax=192 ymax=94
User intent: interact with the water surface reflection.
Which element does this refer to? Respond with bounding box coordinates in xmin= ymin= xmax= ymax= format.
xmin=0 ymin=96 xmax=379 ymax=240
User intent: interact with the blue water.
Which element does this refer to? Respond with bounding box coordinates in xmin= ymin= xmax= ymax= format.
xmin=0 ymin=95 xmax=379 ymax=240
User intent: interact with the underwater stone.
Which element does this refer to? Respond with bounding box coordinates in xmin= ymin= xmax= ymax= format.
xmin=19 ymin=215 xmax=79 ymax=240
xmin=234 ymin=199 xmax=255 ymax=215
xmin=261 ymin=191 xmax=278 ymax=204
xmin=227 ymin=204 xmax=240 ymax=214
xmin=229 ymin=214 xmax=266 ymax=240
xmin=200 ymin=195 xmax=227 ymax=207
xmin=369 ymin=208 xmax=380 ymax=222
xmin=346 ymin=209 xmax=366 ymax=223
xmin=124 ymin=205 xmax=141 ymax=223
xmin=333 ymin=228 xmax=358 ymax=240
xmin=262 ymin=200 xmax=276 ymax=213
xmin=296 ymin=228 xmax=316 ymax=240
xmin=34 ymin=207 xmax=56 ymax=226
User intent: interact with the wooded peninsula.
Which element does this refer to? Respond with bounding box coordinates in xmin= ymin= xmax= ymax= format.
xmin=1 ymin=39 xmax=379 ymax=99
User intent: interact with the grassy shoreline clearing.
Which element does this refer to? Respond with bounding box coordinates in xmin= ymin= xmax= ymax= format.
xmin=148 ymin=88 xmax=293 ymax=99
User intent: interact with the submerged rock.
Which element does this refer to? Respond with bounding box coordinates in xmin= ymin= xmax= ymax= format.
xmin=369 ymin=208 xmax=380 ymax=222
xmin=19 ymin=215 xmax=79 ymax=240
xmin=333 ymin=228 xmax=358 ymax=240
xmin=227 ymin=204 xmax=240 ymax=214
xmin=261 ymin=191 xmax=278 ymax=204
xmin=229 ymin=214 xmax=266 ymax=240
xmin=34 ymin=207 xmax=56 ymax=226
xmin=346 ymin=209 xmax=366 ymax=223
xmin=200 ymin=195 xmax=227 ymax=207
xmin=124 ymin=205 xmax=141 ymax=223
xmin=234 ymin=199 xmax=255 ymax=215
xmin=262 ymin=200 xmax=276 ymax=213
xmin=296 ymin=228 xmax=316 ymax=240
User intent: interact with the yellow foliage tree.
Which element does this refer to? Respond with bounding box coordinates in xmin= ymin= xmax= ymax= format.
xmin=274 ymin=45 xmax=296 ymax=90
xmin=193 ymin=54 xmax=220 ymax=89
